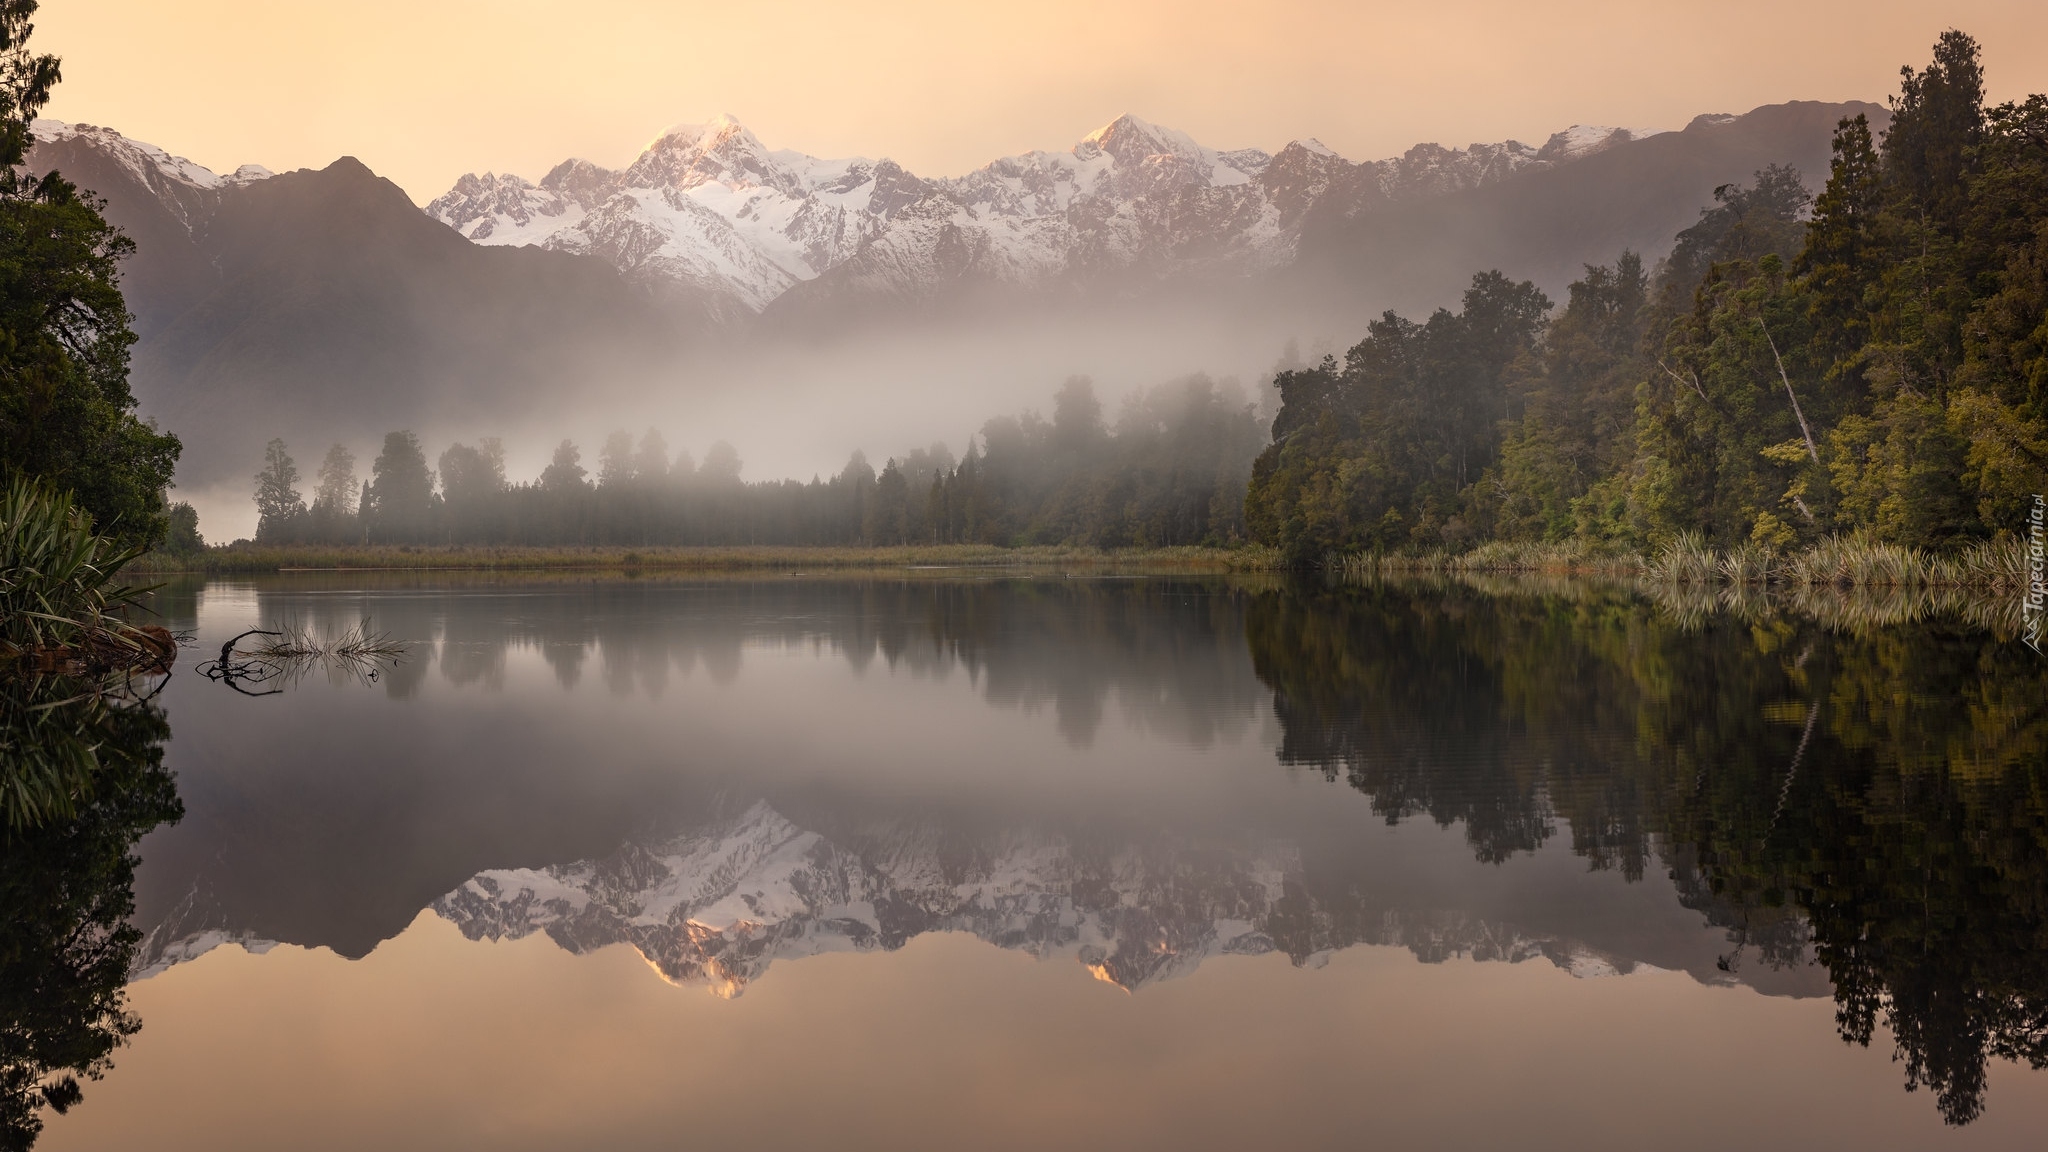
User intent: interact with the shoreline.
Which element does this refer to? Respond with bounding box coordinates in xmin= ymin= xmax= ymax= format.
xmin=127 ymin=543 xmax=1282 ymax=576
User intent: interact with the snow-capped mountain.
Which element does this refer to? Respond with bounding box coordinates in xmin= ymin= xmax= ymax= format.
xmin=29 ymin=118 xmax=273 ymax=227
xmin=428 ymin=113 xmax=1668 ymax=318
xmin=38 ymin=109 xmax=1657 ymax=319
xmin=32 ymin=118 xmax=274 ymax=199
xmin=425 ymin=800 xmax=1651 ymax=998
xmin=428 ymin=114 xmax=928 ymax=317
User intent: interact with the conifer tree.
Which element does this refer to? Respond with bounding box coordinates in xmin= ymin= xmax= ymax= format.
xmin=367 ymin=431 xmax=434 ymax=542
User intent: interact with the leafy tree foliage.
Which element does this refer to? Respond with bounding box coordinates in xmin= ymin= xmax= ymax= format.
xmin=1250 ymin=29 xmax=2048 ymax=559
xmin=1246 ymin=273 xmax=1551 ymax=562
xmin=1662 ymin=166 xmax=1813 ymax=294
xmin=162 ymin=502 xmax=202 ymax=556
xmin=0 ymin=2 xmax=179 ymax=547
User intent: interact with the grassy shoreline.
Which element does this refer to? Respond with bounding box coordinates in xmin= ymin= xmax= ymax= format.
xmin=1336 ymin=534 xmax=2035 ymax=591
xmin=127 ymin=542 xmax=1284 ymax=575
xmin=128 ymin=534 xmax=2037 ymax=592
xmin=107 ymin=535 xmax=2036 ymax=639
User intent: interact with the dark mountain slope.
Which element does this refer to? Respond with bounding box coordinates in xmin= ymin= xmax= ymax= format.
xmin=1289 ymin=100 xmax=1889 ymax=315
xmin=132 ymin=158 xmax=690 ymax=486
xmin=27 ymin=129 xmax=220 ymax=338
xmin=26 ymin=134 xmax=696 ymax=490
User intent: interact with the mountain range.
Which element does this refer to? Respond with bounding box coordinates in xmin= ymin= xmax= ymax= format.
xmin=138 ymin=797 xmax=1822 ymax=999
xmin=28 ymin=101 xmax=1883 ymax=493
xmin=423 ymin=112 xmax=1670 ymax=322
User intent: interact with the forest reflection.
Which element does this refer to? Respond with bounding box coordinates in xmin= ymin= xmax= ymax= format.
xmin=1247 ymin=577 xmax=2048 ymax=1126
xmin=239 ymin=576 xmax=1271 ymax=747
xmin=0 ymin=677 xmax=181 ymax=1149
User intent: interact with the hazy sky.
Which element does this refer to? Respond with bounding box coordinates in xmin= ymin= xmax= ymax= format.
xmin=36 ymin=1 xmax=2048 ymax=203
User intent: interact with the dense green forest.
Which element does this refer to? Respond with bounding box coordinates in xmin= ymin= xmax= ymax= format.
xmin=1249 ymin=30 xmax=2046 ymax=564
xmin=247 ymin=375 xmax=1265 ymax=548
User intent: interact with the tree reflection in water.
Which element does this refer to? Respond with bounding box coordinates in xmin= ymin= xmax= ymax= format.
xmin=1245 ymin=577 xmax=2048 ymax=1125
xmin=0 ymin=676 xmax=180 ymax=1149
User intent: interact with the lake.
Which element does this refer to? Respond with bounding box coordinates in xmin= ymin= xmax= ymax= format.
xmin=13 ymin=571 xmax=2048 ymax=1150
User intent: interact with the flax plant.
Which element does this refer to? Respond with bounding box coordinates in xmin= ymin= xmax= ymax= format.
xmin=0 ymin=479 xmax=153 ymax=668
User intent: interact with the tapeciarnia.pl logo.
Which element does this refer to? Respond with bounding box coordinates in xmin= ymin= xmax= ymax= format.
xmin=2027 ymin=493 xmax=2045 ymax=655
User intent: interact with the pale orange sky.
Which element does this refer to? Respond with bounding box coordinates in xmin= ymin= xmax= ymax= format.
xmin=36 ymin=1 xmax=2048 ymax=203
xmin=43 ymin=918 xmax=2048 ymax=1150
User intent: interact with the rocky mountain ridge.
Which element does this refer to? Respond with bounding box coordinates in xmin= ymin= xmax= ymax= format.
xmin=31 ymin=119 xmax=273 ymax=223
xmin=426 ymin=112 xmax=1667 ymax=317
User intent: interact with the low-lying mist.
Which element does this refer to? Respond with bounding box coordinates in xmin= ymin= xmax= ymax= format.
xmin=176 ymin=297 xmax=1318 ymax=542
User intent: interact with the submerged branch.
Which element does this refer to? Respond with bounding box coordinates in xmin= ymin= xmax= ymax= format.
xmin=200 ymin=619 xmax=406 ymax=694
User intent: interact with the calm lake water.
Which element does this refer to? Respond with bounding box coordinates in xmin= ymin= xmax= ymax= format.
xmin=15 ymin=572 xmax=2048 ymax=1150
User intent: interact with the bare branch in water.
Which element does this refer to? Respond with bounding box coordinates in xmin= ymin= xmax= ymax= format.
xmin=202 ymin=619 xmax=406 ymax=693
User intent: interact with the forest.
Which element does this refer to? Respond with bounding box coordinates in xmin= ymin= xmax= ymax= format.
xmin=1247 ymin=30 xmax=2046 ymax=564
xmin=244 ymin=374 xmax=1266 ymax=549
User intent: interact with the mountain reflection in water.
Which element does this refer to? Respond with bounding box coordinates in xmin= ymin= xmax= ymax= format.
xmin=9 ymin=573 xmax=2047 ymax=1144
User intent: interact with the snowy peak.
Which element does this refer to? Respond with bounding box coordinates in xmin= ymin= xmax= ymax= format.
xmin=627 ymin=113 xmax=801 ymax=197
xmin=1536 ymin=124 xmax=1667 ymax=162
xmin=31 ymin=118 xmax=239 ymax=192
xmin=1079 ymin=113 xmax=1205 ymax=165
xmin=1077 ymin=112 xmax=1267 ymax=192
xmin=1262 ymin=139 xmax=1355 ymax=225
xmin=427 ymin=115 xmax=930 ymax=313
xmin=428 ymin=171 xmax=568 ymax=241
xmin=538 ymin=157 xmax=618 ymax=208
xmin=1076 ymin=113 xmax=1269 ymax=180
xmin=28 ymin=118 xmax=271 ymax=231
